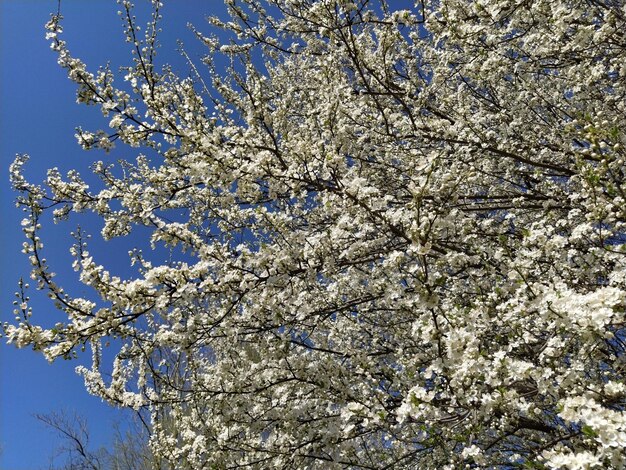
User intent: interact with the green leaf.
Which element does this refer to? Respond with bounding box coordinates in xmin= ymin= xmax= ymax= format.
xmin=582 ymin=425 xmax=598 ymax=438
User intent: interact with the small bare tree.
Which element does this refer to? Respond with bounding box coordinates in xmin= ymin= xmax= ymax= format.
xmin=36 ymin=411 xmax=105 ymax=470
xmin=36 ymin=410 xmax=160 ymax=470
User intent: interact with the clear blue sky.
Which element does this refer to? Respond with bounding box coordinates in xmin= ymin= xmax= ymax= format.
xmin=0 ymin=1 xmax=226 ymax=468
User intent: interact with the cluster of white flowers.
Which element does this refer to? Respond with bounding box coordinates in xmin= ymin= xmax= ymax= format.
xmin=5 ymin=0 xmax=626 ymax=468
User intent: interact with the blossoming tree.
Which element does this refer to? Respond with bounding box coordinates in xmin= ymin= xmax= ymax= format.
xmin=5 ymin=0 xmax=626 ymax=468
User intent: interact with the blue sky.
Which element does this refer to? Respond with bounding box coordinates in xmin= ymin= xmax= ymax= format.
xmin=0 ymin=1 xmax=226 ymax=467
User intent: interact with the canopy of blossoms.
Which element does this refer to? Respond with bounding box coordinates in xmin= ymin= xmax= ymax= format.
xmin=5 ymin=0 xmax=626 ymax=468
